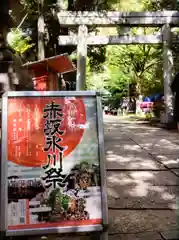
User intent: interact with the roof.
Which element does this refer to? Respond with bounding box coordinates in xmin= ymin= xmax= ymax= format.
xmin=22 ymin=53 xmax=76 ymax=74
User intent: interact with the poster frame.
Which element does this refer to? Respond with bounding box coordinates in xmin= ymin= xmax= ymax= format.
xmin=0 ymin=91 xmax=108 ymax=237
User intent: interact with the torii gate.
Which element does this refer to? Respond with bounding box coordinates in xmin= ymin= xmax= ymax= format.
xmin=57 ymin=10 xmax=179 ymax=124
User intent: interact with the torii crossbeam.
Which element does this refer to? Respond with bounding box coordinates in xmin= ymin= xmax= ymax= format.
xmin=57 ymin=10 xmax=177 ymax=125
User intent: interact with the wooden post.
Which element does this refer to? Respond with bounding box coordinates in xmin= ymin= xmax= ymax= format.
xmin=162 ymin=24 xmax=174 ymax=124
xmin=37 ymin=0 xmax=45 ymax=60
xmin=76 ymin=25 xmax=88 ymax=90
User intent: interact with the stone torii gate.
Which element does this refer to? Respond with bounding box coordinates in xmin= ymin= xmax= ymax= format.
xmin=57 ymin=11 xmax=179 ymax=124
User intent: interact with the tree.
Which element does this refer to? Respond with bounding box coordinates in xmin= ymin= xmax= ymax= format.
xmin=8 ymin=0 xmax=169 ymax=97
xmin=16 ymin=0 xmax=112 ymax=60
xmin=89 ymin=42 xmax=163 ymax=104
xmin=86 ymin=0 xmax=164 ymax=104
xmin=0 ymin=0 xmax=10 ymax=37
xmin=0 ymin=0 xmax=33 ymax=92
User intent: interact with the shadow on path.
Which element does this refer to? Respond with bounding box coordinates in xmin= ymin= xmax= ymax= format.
xmin=104 ymin=116 xmax=179 ymax=238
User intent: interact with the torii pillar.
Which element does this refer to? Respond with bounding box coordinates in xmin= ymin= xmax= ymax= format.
xmin=76 ymin=25 xmax=88 ymax=90
xmin=162 ymin=24 xmax=174 ymax=124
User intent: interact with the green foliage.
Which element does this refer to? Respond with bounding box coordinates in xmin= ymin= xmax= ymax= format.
xmin=87 ymin=42 xmax=163 ymax=106
xmin=9 ymin=0 xmax=166 ymax=101
xmin=88 ymin=46 xmax=106 ymax=72
xmin=85 ymin=0 xmax=165 ymax=106
xmin=20 ymin=0 xmax=38 ymax=12
xmin=7 ymin=29 xmax=34 ymax=54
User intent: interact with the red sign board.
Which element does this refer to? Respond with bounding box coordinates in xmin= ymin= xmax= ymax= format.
xmin=1 ymin=92 xmax=107 ymax=237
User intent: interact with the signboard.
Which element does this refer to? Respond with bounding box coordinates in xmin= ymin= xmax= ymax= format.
xmin=0 ymin=91 xmax=108 ymax=237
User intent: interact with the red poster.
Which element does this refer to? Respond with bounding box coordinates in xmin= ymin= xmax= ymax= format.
xmin=7 ymin=95 xmax=103 ymax=233
xmin=8 ymin=97 xmax=86 ymax=167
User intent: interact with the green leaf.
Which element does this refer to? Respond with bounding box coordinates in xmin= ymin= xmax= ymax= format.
xmin=7 ymin=29 xmax=34 ymax=54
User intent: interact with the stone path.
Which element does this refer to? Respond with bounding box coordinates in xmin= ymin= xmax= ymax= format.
xmin=26 ymin=115 xmax=179 ymax=240
xmin=104 ymin=115 xmax=179 ymax=239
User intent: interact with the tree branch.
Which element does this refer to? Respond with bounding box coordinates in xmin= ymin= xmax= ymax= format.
xmin=139 ymin=61 xmax=157 ymax=77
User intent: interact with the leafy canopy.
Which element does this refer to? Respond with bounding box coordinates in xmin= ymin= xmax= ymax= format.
xmin=7 ymin=29 xmax=34 ymax=54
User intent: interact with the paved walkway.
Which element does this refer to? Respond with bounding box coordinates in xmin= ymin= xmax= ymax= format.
xmin=104 ymin=115 xmax=179 ymax=239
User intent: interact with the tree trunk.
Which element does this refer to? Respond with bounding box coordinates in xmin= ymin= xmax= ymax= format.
xmin=0 ymin=1 xmax=33 ymax=94
xmin=0 ymin=0 xmax=14 ymax=94
xmin=37 ymin=0 xmax=45 ymax=60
